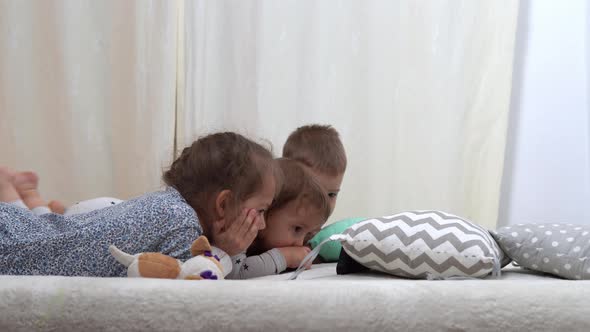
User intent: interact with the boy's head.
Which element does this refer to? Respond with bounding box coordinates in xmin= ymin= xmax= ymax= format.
xmin=282 ymin=124 xmax=347 ymax=213
xmin=256 ymin=158 xmax=330 ymax=251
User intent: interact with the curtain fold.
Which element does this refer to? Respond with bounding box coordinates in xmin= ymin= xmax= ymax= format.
xmin=180 ymin=0 xmax=519 ymax=228
xmin=0 ymin=0 xmax=518 ymax=228
xmin=0 ymin=0 xmax=179 ymax=205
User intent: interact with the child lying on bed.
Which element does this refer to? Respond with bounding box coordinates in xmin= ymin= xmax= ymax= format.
xmin=2 ymin=125 xmax=347 ymax=278
xmin=226 ymin=125 xmax=348 ymax=278
xmin=225 ymin=158 xmax=330 ymax=278
xmin=0 ymin=132 xmax=277 ymax=277
xmin=0 ymin=158 xmax=327 ymax=279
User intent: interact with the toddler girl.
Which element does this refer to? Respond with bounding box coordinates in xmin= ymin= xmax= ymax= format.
xmin=0 ymin=132 xmax=278 ymax=277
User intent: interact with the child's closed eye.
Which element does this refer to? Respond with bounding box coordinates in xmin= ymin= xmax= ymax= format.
xmin=328 ymin=192 xmax=338 ymax=198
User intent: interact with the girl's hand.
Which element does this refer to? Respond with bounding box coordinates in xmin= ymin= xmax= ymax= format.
xmin=213 ymin=209 xmax=260 ymax=256
xmin=278 ymin=246 xmax=312 ymax=269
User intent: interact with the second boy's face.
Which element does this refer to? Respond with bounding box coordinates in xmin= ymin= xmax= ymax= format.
xmin=257 ymin=201 xmax=324 ymax=250
xmin=307 ymin=170 xmax=344 ymax=214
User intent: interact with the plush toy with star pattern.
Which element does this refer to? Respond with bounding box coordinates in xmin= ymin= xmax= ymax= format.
xmin=109 ymin=236 xmax=231 ymax=280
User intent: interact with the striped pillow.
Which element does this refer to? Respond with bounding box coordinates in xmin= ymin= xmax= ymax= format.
xmin=340 ymin=210 xmax=504 ymax=279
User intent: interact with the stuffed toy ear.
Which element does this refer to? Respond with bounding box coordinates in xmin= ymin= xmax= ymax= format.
xmin=191 ymin=236 xmax=212 ymax=257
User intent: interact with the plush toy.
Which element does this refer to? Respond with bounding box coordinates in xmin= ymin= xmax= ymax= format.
xmin=109 ymin=236 xmax=232 ymax=280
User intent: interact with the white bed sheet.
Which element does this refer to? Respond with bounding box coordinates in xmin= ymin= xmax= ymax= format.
xmin=1 ymin=264 xmax=589 ymax=332
xmin=255 ymin=263 xmax=553 ymax=281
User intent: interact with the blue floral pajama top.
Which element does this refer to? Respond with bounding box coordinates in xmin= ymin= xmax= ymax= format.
xmin=0 ymin=187 xmax=202 ymax=277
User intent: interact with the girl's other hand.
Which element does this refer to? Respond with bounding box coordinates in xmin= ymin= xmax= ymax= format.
xmin=213 ymin=209 xmax=260 ymax=256
xmin=278 ymin=246 xmax=312 ymax=269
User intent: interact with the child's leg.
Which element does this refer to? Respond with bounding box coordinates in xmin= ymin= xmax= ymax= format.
xmin=12 ymin=171 xmax=51 ymax=215
xmin=0 ymin=166 xmax=20 ymax=203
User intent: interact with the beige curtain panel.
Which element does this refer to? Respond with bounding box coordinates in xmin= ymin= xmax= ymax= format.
xmin=180 ymin=0 xmax=519 ymax=228
xmin=0 ymin=0 xmax=179 ymax=204
xmin=0 ymin=0 xmax=519 ymax=228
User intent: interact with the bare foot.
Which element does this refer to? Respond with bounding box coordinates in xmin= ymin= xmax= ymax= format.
xmin=48 ymin=200 xmax=66 ymax=214
xmin=0 ymin=166 xmax=20 ymax=202
xmin=13 ymin=171 xmax=47 ymax=209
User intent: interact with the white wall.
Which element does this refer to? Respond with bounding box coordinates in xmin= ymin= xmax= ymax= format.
xmin=499 ymin=0 xmax=590 ymax=226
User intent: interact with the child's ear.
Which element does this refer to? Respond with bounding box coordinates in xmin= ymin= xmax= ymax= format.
xmin=191 ymin=236 xmax=212 ymax=256
xmin=214 ymin=189 xmax=232 ymax=219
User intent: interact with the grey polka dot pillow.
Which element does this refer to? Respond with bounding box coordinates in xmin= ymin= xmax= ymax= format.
xmin=491 ymin=223 xmax=590 ymax=279
xmin=340 ymin=210 xmax=504 ymax=279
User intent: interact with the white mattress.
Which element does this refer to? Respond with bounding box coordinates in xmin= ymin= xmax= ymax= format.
xmin=1 ymin=264 xmax=589 ymax=332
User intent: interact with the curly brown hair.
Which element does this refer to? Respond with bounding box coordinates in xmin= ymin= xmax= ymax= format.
xmin=163 ymin=132 xmax=277 ymax=227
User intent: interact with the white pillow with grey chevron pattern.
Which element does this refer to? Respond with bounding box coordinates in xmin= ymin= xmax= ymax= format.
xmin=341 ymin=210 xmax=504 ymax=279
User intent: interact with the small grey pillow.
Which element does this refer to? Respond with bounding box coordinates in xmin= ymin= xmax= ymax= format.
xmin=491 ymin=223 xmax=590 ymax=279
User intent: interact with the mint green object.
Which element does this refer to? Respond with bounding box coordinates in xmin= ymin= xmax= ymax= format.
xmin=309 ymin=217 xmax=367 ymax=262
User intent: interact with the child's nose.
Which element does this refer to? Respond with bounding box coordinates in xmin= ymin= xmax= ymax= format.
xmin=293 ymin=237 xmax=304 ymax=247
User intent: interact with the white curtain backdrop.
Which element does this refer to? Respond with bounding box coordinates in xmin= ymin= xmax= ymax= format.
xmin=499 ymin=0 xmax=590 ymax=226
xmin=0 ymin=0 xmax=179 ymax=205
xmin=0 ymin=1 xmax=519 ymax=229
xmin=180 ymin=0 xmax=519 ymax=228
